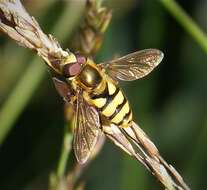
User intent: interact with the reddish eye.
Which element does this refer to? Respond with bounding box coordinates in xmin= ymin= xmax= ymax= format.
xmin=63 ymin=53 xmax=86 ymax=78
xmin=63 ymin=62 xmax=81 ymax=78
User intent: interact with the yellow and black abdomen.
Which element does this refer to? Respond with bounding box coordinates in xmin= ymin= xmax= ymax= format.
xmin=89 ymin=80 xmax=133 ymax=128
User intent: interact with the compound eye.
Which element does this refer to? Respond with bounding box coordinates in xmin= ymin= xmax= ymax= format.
xmin=63 ymin=62 xmax=82 ymax=78
xmin=63 ymin=54 xmax=86 ymax=78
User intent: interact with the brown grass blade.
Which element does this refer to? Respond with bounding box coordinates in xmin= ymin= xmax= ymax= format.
xmin=103 ymin=122 xmax=190 ymax=190
xmin=0 ymin=0 xmax=69 ymax=73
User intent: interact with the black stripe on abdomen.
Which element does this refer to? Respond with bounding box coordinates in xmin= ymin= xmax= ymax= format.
xmin=108 ymin=97 xmax=127 ymax=120
xmin=90 ymin=82 xmax=119 ymax=111
xmin=116 ymin=109 xmax=132 ymax=126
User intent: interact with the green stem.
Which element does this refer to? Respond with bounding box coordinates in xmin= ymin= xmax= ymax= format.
xmin=0 ymin=59 xmax=45 ymax=144
xmin=56 ymin=124 xmax=73 ymax=178
xmin=158 ymin=0 xmax=207 ymax=54
xmin=0 ymin=1 xmax=85 ymax=145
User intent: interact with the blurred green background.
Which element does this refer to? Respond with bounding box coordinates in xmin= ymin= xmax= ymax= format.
xmin=0 ymin=0 xmax=207 ymax=189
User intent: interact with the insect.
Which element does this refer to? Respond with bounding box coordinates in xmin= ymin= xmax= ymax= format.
xmin=0 ymin=0 xmax=163 ymax=164
xmin=52 ymin=48 xmax=164 ymax=164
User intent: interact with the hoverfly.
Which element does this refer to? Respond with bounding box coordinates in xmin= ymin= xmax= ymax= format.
xmin=52 ymin=49 xmax=164 ymax=164
xmin=0 ymin=0 xmax=163 ymax=164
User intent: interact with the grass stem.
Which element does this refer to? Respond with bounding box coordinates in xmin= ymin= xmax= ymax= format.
xmin=158 ymin=0 xmax=207 ymax=54
xmin=56 ymin=125 xmax=73 ymax=178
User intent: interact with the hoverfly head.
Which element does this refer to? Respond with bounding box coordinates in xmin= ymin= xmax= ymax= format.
xmin=62 ymin=53 xmax=86 ymax=79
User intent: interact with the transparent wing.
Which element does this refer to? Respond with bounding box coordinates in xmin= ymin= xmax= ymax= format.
xmin=73 ymin=91 xmax=101 ymax=164
xmin=100 ymin=49 xmax=164 ymax=81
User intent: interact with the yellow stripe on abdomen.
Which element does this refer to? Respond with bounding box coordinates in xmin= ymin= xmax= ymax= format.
xmin=91 ymin=98 xmax=107 ymax=108
xmin=111 ymin=101 xmax=130 ymax=124
xmin=108 ymin=82 xmax=116 ymax=95
xmin=102 ymin=90 xmax=124 ymax=117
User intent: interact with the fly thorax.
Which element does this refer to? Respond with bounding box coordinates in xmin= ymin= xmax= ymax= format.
xmin=77 ymin=63 xmax=103 ymax=91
